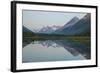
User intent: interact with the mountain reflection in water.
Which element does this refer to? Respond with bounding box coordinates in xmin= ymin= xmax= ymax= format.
xmin=22 ymin=39 xmax=90 ymax=63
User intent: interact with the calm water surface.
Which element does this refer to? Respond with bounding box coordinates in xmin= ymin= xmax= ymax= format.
xmin=22 ymin=39 xmax=90 ymax=63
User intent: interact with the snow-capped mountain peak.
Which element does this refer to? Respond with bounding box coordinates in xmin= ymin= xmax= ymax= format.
xmin=39 ymin=25 xmax=61 ymax=33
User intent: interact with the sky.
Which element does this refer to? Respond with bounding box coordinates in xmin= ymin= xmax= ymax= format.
xmin=23 ymin=10 xmax=87 ymax=31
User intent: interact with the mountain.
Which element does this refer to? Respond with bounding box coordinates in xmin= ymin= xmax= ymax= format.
xmin=23 ymin=25 xmax=35 ymax=37
xmin=23 ymin=25 xmax=33 ymax=33
xmin=63 ymin=17 xmax=79 ymax=28
xmin=53 ymin=14 xmax=91 ymax=35
xmin=53 ymin=16 xmax=79 ymax=34
xmin=39 ymin=25 xmax=61 ymax=34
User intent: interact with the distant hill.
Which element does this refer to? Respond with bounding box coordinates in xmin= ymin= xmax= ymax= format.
xmin=53 ymin=13 xmax=91 ymax=35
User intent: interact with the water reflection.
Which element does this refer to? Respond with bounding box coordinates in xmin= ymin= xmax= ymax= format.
xmin=22 ymin=38 xmax=90 ymax=63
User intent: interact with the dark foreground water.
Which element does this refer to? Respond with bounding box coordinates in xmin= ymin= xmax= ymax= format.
xmin=22 ymin=38 xmax=90 ymax=63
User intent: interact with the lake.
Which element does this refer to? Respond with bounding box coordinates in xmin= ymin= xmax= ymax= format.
xmin=22 ymin=37 xmax=90 ymax=63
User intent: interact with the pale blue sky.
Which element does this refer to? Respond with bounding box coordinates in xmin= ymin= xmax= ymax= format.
xmin=23 ymin=10 xmax=87 ymax=31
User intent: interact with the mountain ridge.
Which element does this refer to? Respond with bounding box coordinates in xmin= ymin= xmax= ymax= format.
xmin=53 ymin=13 xmax=91 ymax=35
